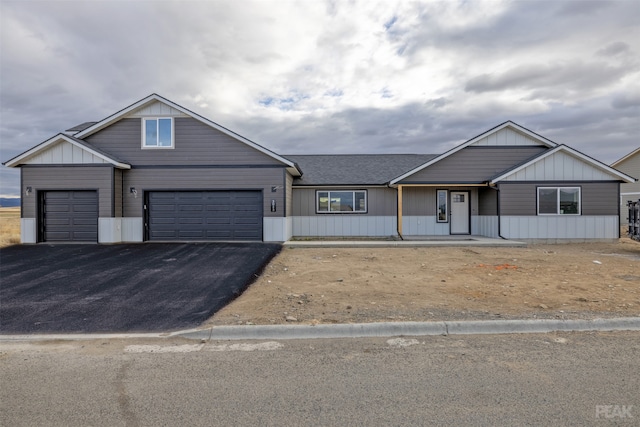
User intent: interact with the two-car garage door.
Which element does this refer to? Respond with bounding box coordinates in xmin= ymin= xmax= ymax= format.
xmin=39 ymin=190 xmax=263 ymax=242
xmin=147 ymin=191 xmax=263 ymax=241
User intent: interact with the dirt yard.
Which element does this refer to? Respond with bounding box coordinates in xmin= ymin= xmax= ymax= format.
xmin=205 ymin=239 xmax=640 ymax=326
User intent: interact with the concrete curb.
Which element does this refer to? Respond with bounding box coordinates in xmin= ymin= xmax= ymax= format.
xmin=177 ymin=317 xmax=640 ymax=341
xmin=1 ymin=318 xmax=638 ymax=342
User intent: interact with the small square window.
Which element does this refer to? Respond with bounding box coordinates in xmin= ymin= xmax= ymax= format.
xmin=143 ymin=118 xmax=174 ymax=148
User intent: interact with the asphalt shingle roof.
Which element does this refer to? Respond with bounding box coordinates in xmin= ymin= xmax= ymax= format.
xmin=285 ymin=154 xmax=438 ymax=186
xmin=65 ymin=122 xmax=98 ymax=133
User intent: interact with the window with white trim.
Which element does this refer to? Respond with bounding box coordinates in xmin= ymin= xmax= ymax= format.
xmin=317 ymin=190 xmax=367 ymax=213
xmin=142 ymin=118 xmax=174 ymax=148
xmin=437 ymin=190 xmax=448 ymax=222
xmin=537 ymin=187 xmax=581 ymax=215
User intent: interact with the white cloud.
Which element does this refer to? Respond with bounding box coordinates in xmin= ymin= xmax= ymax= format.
xmin=1 ymin=0 xmax=639 ymax=197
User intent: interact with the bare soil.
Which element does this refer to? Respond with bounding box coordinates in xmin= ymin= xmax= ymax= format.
xmin=205 ymin=239 xmax=640 ymax=326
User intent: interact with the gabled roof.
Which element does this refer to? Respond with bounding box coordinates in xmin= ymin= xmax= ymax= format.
xmin=74 ymin=93 xmax=301 ymax=176
xmin=611 ymin=146 xmax=640 ymax=167
xmin=286 ymin=154 xmax=437 ymax=186
xmin=389 ymin=121 xmax=557 ymax=186
xmin=3 ymin=133 xmax=131 ymax=169
xmin=490 ymin=144 xmax=636 ymax=184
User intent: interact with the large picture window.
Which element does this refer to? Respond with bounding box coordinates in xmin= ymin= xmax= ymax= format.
xmin=317 ymin=190 xmax=367 ymax=213
xmin=143 ymin=118 xmax=173 ymax=148
xmin=437 ymin=190 xmax=448 ymax=222
xmin=537 ymin=187 xmax=580 ymax=215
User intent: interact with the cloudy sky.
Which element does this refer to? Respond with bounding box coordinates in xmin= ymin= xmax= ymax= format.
xmin=1 ymin=0 xmax=639 ymax=197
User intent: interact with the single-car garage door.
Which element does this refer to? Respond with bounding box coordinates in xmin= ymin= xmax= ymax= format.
xmin=147 ymin=191 xmax=263 ymax=241
xmin=41 ymin=191 xmax=98 ymax=242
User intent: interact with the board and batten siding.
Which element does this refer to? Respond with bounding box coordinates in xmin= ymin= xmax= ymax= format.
xmin=22 ymin=140 xmax=112 ymax=165
xmin=500 ymin=216 xmax=619 ymax=241
xmin=291 ymin=187 xmax=397 ymax=216
xmin=127 ymin=100 xmax=189 ymax=118
xmin=122 ymin=167 xmax=286 ymax=218
xmin=21 ymin=166 xmax=114 ymax=218
xmin=500 ymin=150 xmax=615 ymax=182
xmin=85 ymin=117 xmax=284 ymax=166
xmin=398 ymin=146 xmax=547 ymax=183
xmin=498 ymin=182 xmax=619 ymax=216
xmin=470 ymin=127 xmax=549 ymax=147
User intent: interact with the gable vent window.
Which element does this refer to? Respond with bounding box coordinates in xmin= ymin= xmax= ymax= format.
xmin=143 ymin=118 xmax=174 ymax=148
xmin=317 ymin=190 xmax=367 ymax=213
xmin=537 ymin=187 xmax=581 ymax=215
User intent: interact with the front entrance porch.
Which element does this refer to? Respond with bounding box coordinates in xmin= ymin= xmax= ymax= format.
xmin=396 ymin=185 xmax=496 ymax=238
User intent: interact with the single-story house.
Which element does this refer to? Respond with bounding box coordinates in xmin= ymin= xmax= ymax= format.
xmin=610 ymin=147 xmax=640 ymax=228
xmin=4 ymin=94 xmax=636 ymax=244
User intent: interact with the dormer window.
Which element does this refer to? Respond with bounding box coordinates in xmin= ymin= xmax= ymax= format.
xmin=142 ymin=118 xmax=174 ymax=148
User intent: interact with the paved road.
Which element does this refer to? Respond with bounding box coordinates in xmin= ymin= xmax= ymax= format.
xmin=0 ymin=243 xmax=281 ymax=333
xmin=1 ymin=332 xmax=638 ymax=426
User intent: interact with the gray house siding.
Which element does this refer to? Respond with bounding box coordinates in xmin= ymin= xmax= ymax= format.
xmin=85 ymin=118 xmax=283 ymax=166
xmin=478 ymin=187 xmax=498 ymax=215
xmin=402 ymin=187 xmax=436 ymax=216
xmin=291 ymin=187 xmax=397 ymax=216
xmin=114 ymin=168 xmax=123 ymax=217
xmin=616 ymin=153 xmax=640 ymax=198
xmin=398 ymin=146 xmax=547 ymax=183
xmin=498 ymin=182 xmax=619 ymax=216
xmin=22 ymin=166 xmax=114 ymax=218
xmin=285 ymin=171 xmax=293 ymax=217
xmin=122 ymin=167 xmax=286 ymax=218
xmin=613 ymin=152 xmax=640 ymax=225
xmin=402 ymin=187 xmax=480 ymax=216
xmin=291 ymin=187 xmax=397 ymax=237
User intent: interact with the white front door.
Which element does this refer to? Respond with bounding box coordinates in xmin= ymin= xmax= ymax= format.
xmin=450 ymin=191 xmax=470 ymax=234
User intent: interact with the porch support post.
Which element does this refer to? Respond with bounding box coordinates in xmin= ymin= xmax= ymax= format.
xmin=397 ymin=185 xmax=403 ymax=236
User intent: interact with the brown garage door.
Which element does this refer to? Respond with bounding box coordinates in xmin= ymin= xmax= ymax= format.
xmin=41 ymin=191 xmax=98 ymax=242
xmin=147 ymin=191 xmax=263 ymax=241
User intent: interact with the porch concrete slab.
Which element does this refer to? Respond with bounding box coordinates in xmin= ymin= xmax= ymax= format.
xmin=284 ymin=236 xmax=526 ymax=248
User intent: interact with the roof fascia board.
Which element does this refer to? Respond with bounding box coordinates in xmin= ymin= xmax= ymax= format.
xmin=75 ymin=93 xmax=301 ymax=176
xmin=491 ymin=145 xmax=636 ymax=184
xmin=4 ymin=134 xmax=131 ymax=169
xmin=611 ymin=146 xmax=640 ymax=167
xmin=389 ymin=121 xmax=557 ymax=185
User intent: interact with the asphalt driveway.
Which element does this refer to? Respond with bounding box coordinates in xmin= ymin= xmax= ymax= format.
xmin=0 ymin=243 xmax=281 ymax=334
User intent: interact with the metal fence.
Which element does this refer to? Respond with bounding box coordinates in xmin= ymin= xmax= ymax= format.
xmin=628 ymin=199 xmax=640 ymax=241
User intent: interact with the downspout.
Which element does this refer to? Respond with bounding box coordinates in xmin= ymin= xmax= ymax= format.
xmin=488 ymin=184 xmax=506 ymax=240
